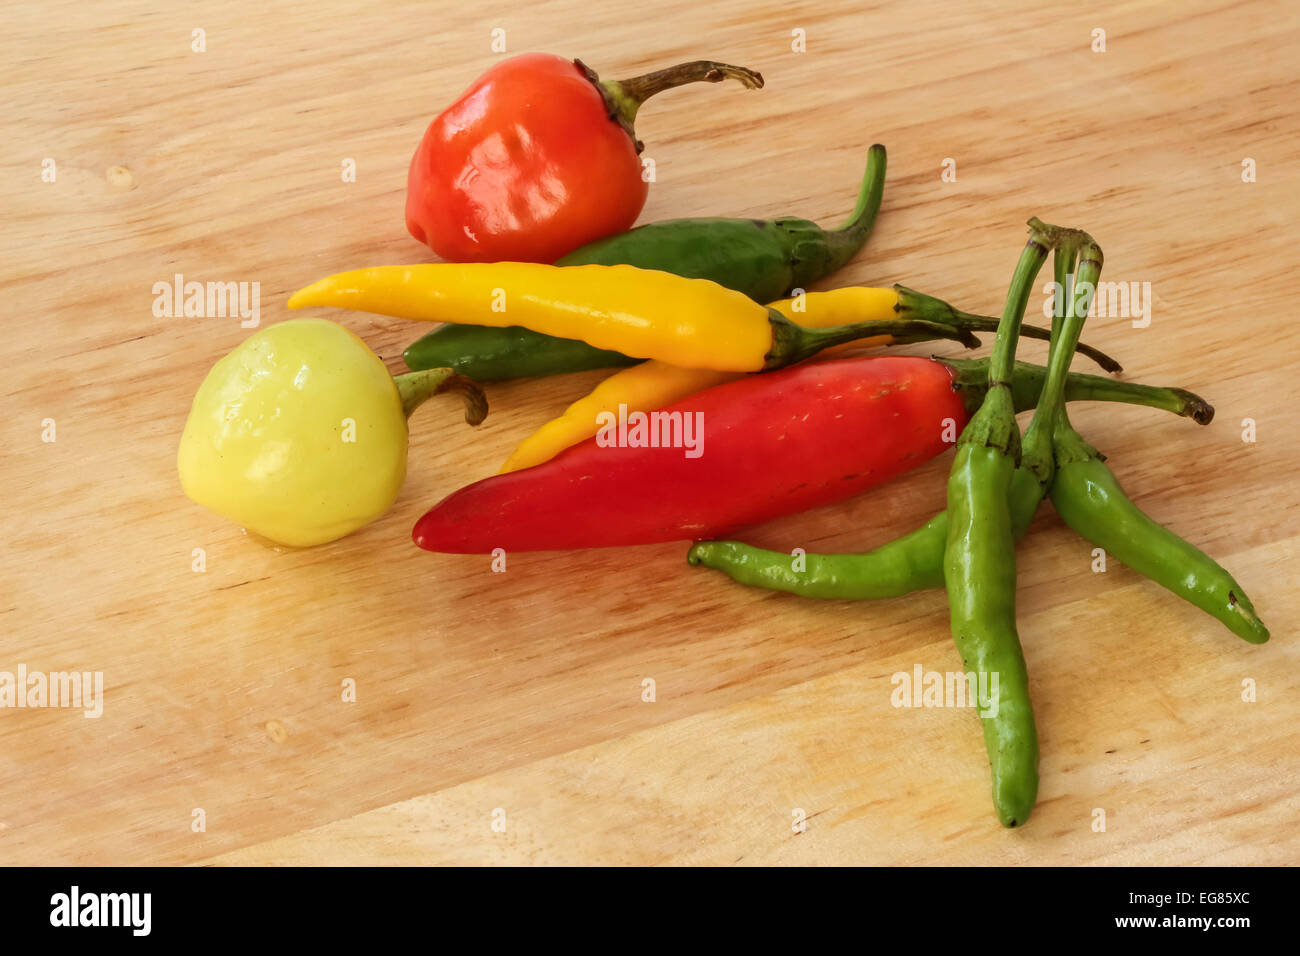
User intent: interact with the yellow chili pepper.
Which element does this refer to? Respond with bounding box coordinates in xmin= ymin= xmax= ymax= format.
xmin=178 ymin=319 xmax=485 ymax=547
xmin=288 ymin=265 xmax=977 ymax=373
xmin=767 ymin=286 xmax=902 ymax=324
xmin=500 ymin=289 xmax=915 ymax=473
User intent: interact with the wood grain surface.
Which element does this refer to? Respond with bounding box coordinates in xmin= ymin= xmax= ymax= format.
xmin=2 ymin=0 xmax=1297 ymax=866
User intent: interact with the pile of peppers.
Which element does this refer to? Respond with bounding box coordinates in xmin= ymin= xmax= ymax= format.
xmin=178 ymin=51 xmax=1269 ymax=828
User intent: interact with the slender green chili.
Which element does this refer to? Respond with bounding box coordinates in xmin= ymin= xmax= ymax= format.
xmin=1048 ymin=380 xmax=1269 ymax=642
xmin=1047 ymin=436 xmax=1269 ymax=644
xmin=942 ymin=221 xmax=1057 ymax=828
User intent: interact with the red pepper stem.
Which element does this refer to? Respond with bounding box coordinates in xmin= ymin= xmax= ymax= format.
xmin=394 ymin=368 xmax=488 ymax=425
xmin=581 ymin=59 xmax=764 ymax=150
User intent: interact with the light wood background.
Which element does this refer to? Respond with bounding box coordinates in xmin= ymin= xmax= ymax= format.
xmin=2 ymin=0 xmax=1297 ymax=866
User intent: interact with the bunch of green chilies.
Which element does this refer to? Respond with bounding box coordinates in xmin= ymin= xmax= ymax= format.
xmin=324 ymin=144 xmax=1266 ymax=828
xmin=691 ymin=220 xmax=1268 ymax=826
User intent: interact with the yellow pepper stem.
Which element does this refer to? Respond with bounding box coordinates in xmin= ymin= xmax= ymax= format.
xmin=894 ymin=285 xmax=1122 ymax=373
xmin=394 ymin=368 xmax=488 ymax=425
xmin=764 ymin=311 xmax=980 ymax=367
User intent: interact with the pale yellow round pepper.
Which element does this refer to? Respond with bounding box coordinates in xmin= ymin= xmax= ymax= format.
xmin=178 ymin=318 xmax=484 ymax=547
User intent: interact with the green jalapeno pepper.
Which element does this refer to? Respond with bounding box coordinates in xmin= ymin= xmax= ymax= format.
xmin=559 ymin=147 xmax=890 ymax=303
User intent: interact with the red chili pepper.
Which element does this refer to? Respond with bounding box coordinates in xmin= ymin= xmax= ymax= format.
xmin=405 ymin=53 xmax=763 ymax=264
xmin=413 ymin=356 xmax=973 ymax=553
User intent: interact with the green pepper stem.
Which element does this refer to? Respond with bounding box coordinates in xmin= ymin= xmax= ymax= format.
xmin=895 ymin=285 xmax=1121 ymax=373
xmin=818 ymin=144 xmax=887 ymax=274
xmin=1028 ymin=238 xmax=1102 ymax=441
xmin=987 ymin=224 xmax=1056 ymax=388
xmin=765 ymin=312 xmax=979 ymax=367
xmin=944 ymin=358 xmax=1214 ymax=423
xmin=394 ymin=368 xmax=488 ymax=425
xmin=583 ymin=59 xmax=764 ymax=149
xmin=1051 ymin=240 xmax=1079 ymax=340
xmin=1014 ymin=234 xmax=1093 ymax=485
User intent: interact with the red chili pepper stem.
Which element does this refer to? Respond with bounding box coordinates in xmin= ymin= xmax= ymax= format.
xmin=578 ymin=59 xmax=764 ymax=152
xmin=393 ymin=369 xmax=488 ymax=425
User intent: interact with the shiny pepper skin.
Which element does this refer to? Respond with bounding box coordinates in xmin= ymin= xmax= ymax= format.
xmin=178 ymin=319 xmax=411 ymax=548
xmin=404 ymin=53 xmax=763 ymax=263
xmin=411 ymin=356 xmax=971 ymax=553
xmin=406 ymin=54 xmax=641 ymax=263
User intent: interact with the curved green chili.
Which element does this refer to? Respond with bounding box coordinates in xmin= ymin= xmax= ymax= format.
xmin=562 ymin=145 xmax=889 ymax=301
xmin=1049 ymin=425 xmax=1269 ymax=644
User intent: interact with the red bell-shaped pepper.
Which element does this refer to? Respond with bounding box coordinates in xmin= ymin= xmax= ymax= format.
xmin=405 ymin=53 xmax=763 ymax=263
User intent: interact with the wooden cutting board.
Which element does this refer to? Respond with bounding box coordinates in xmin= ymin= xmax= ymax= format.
xmin=2 ymin=0 xmax=1297 ymax=865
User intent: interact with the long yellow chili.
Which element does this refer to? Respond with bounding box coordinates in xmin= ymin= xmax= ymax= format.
xmin=499 ymin=289 xmax=908 ymax=473
xmin=288 ymin=265 xmax=977 ymax=373
xmin=291 ymin=264 xmax=775 ymax=371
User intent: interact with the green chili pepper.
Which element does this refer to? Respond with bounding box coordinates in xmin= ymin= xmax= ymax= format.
xmin=403 ymin=322 xmax=640 ymax=380
xmin=402 ymin=144 xmax=889 ymax=379
xmin=1030 ymin=218 xmax=1268 ymax=645
xmin=562 ymin=146 xmax=890 ymax=301
xmin=943 ymin=221 xmax=1057 ymax=828
xmin=688 ymin=240 xmax=1213 ymax=599
xmin=1047 ymin=381 xmax=1269 ymax=646
xmin=1047 ymin=438 xmax=1269 ymax=644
